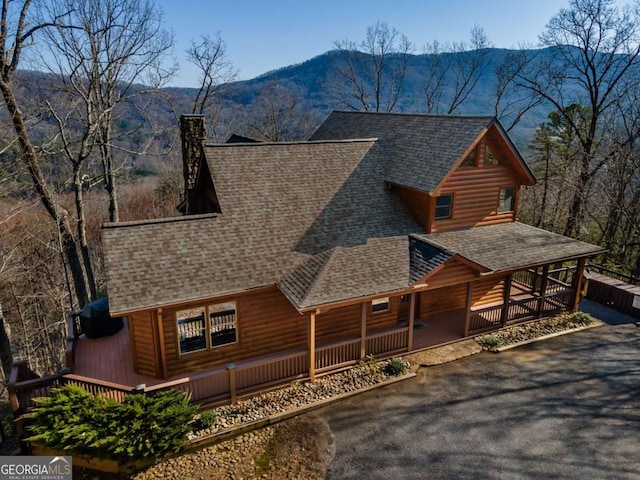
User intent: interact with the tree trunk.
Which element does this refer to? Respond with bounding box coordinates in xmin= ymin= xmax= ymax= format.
xmin=0 ymin=79 xmax=88 ymax=308
xmin=73 ymin=167 xmax=97 ymax=299
xmin=100 ymin=123 xmax=119 ymax=223
xmin=563 ymin=155 xmax=591 ymax=238
xmin=0 ymin=302 xmax=13 ymax=380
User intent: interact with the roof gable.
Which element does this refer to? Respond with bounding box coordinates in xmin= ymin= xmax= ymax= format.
xmin=279 ymin=236 xmax=411 ymax=311
xmin=310 ymin=110 xmax=497 ymax=193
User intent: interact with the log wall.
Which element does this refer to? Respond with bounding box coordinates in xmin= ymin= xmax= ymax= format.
xmin=131 ymin=286 xmax=409 ymax=379
xmin=160 ymin=286 xmax=307 ymax=378
xmin=127 ymin=311 xmax=161 ymax=378
xmin=395 ymin=186 xmax=431 ymax=231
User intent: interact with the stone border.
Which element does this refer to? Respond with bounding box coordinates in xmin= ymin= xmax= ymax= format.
xmin=494 ymin=320 xmax=604 ymax=352
xmin=182 ymin=371 xmax=417 ymax=453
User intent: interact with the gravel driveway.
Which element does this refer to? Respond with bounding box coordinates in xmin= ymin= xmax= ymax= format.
xmin=315 ymin=308 xmax=640 ymax=479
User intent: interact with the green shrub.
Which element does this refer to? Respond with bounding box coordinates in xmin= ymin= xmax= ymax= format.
xmin=570 ymin=311 xmax=594 ymax=326
xmin=481 ymin=335 xmax=501 ymax=348
xmin=25 ymin=385 xmax=197 ymax=462
xmin=193 ymin=410 xmax=217 ymax=431
xmin=383 ymin=358 xmax=407 ymax=376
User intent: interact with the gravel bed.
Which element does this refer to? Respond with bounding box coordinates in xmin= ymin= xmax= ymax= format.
xmin=192 ymin=357 xmax=411 ymax=437
xmin=133 ymin=357 xmax=410 ymax=479
xmin=474 ymin=311 xmax=595 ymax=351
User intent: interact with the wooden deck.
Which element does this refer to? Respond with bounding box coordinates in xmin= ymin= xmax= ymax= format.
xmin=73 ymin=318 xmax=166 ymax=387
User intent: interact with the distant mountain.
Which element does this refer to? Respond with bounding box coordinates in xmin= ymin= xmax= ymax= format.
xmin=4 ymin=47 xmax=563 ymax=186
xmin=199 ymin=47 xmax=559 ymax=146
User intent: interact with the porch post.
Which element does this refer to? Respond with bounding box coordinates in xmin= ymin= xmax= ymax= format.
xmin=360 ymin=302 xmax=367 ymax=359
xmin=572 ymin=258 xmax=588 ymax=312
xmin=407 ymin=293 xmax=416 ymax=351
xmin=500 ymin=274 xmax=512 ymax=327
xmin=463 ymin=281 xmax=473 ymax=337
xmin=308 ymin=311 xmax=316 ymax=382
xmin=156 ymin=308 xmax=168 ymax=379
xmin=537 ymin=264 xmax=550 ymax=318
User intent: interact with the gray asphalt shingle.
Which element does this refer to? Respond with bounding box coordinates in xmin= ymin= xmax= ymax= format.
xmin=102 ymin=139 xmax=421 ymax=315
xmin=414 ymin=222 xmax=606 ymax=272
xmin=310 ymin=111 xmax=495 ymax=193
xmin=102 ymin=112 xmax=603 ymax=316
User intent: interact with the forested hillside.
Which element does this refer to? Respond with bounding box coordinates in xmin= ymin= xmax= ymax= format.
xmin=1 ymin=0 xmax=639 ymax=385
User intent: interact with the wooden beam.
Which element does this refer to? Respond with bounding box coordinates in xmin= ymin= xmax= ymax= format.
xmin=308 ymin=312 xmax=316 ymax=382
xmin=360 ymin=302 xmax=367 ymax=359
xmin=537 ymin=265 xmax=550 ymax=318
xmin=501 ymin=274 xmax=512 ymax=326
xmin=156 ymin=308 xmax=168 ymax=379
xmin=464 ymin=282 xmax=473 ymax=337
xmin=227 ymin=363 xmax=237 ymax=404
xmin=407 ymin=293 xmax=416 ymax=351
xmin=572 ymin=258 xmax=588 ymax=312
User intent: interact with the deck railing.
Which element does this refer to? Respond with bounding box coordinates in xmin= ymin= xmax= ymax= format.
xmin=61 ymin=374 xmax=137 ymax=403
xmin=469 ymin=287 xmax=574 ymax=335
xmin=8 ymin=325 xmax=409 ymax=415
xmin=588 ymin=264 xmax=640 ymax=287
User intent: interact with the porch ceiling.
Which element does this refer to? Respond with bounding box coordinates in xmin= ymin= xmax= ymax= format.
xmin=414 ymin=222 xmax=606 ymax=273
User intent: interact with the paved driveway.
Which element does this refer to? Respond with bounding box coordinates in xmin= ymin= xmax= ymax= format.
xmin=315 ymin=311 xmax=640 ymax=479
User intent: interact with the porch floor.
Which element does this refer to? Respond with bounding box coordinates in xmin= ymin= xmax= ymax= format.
xmin=411 ymin=310 xmax=467 ymax=351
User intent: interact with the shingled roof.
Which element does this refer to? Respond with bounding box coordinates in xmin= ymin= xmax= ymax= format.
xmin=310 ymin=111 xmax=499 ymax=193
xmin=413 ymin=222 xmax=606 ymax=273
xmin=102 ymin=112 xmax=603 ymax=316
xmin=279 ymin=236 xmax=410 ymax=310
xmin=102 ymin=138 xmax=421 ymax=315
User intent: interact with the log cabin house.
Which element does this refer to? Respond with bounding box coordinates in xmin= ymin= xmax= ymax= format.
xmin=64 ymin=111 xmax=605 ymax=405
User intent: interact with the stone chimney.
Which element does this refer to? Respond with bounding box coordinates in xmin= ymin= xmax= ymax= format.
xmin=180 ymin=115 xmax=207 ymax=214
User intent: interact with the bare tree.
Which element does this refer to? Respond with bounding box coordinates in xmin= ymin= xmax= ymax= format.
xmin=241 ymin=82 xmax=320 ymax=141
xmin=187 ymin=33 xmax=237 ymax=133
xmin=423 ymin=26 xmax=492 ymax=114
xmin=38 ymin=0 xmax=175 ymax=224
xmin=493 ymin=48 xmax=543 ymax=131
xmin=0 ymin=0 xmax=88 ymax=308
xmin=332 ymin=21 xmax=412 ymax=112
xmin=515 ymin=0 xmax=640 ymax=238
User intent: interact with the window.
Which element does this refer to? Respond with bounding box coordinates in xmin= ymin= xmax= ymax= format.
xmin=209 ymin=301 xmax=237 ymax=347
xmin=485 ymin=146 xmax=500 ymax=166
xmin=177 ymin=301 xmax=237 ymax=354
xmin=177 ymin=307 xmax=207 ymax=354
xmin=371 ymin=297 xmax=389 ymax=313
xmin=498 ymin=187 xmax=516 ymax=213
xmin=435 ymin=194 xmax=453 ymax=220
xmin=461 ymin=148 xmax=477 ymax=167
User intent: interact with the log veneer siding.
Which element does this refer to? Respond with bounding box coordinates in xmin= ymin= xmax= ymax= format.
xmin=128 ymin=311 xmax=161 ymax=378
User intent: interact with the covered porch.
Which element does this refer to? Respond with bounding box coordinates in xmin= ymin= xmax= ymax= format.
xmin=61 ymin=262 xmax=580 ymax=400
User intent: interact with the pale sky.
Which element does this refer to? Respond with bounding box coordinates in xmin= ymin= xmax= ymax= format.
xmin=156 ymin=0 xmax=623 ymax=88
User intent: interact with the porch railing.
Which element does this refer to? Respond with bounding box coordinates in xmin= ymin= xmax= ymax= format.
xmin=8 ymin=325 xmax=408 ymax=415
xmin=316 ymin=338 xmax=360 ymax=372
xmin=366 ymin=327 xmax=409 ymax=356
xmin=512 ymin=266 xmax=576 ymax=294
xmin=469 ymin=288 xmax=573 ymax=335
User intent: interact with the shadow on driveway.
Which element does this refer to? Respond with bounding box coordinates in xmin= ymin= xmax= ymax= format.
xmin=315 ymin=304 xmax=640 ymax=480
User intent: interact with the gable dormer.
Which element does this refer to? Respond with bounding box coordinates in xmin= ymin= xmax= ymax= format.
xmin=428 ymin=121 xmax=535 ymax=233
